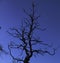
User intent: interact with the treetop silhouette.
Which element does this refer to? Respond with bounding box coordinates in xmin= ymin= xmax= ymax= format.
xmin=7 ymin=1 xmax=56 ymax=63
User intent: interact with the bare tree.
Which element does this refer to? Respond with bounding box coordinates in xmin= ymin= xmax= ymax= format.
xmin=7 ymin=1 xmax=56 ymax=63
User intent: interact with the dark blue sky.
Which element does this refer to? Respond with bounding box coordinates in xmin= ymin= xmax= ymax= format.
xmin=0 ymin=0 xmax=60 ymax=63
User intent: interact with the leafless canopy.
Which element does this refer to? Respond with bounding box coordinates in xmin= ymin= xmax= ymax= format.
xmin=7 ymin=1 xmax=56 ymax=63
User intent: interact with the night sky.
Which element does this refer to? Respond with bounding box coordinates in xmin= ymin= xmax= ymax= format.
xmin=0 ymin=0 xmax=60 ymax=63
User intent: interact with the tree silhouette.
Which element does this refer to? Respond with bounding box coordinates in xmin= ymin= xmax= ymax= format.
xmin=7 ymin=1 xmax=56 ymax=63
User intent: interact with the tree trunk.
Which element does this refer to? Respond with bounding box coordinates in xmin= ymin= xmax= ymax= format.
xmin=24 ymin=56 xmax=30 ymax=63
